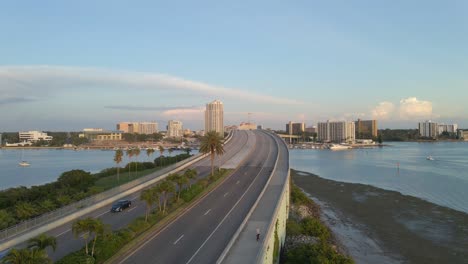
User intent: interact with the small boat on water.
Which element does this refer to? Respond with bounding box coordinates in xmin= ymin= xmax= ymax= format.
xmin=329 ymin=144 xmax=351 ymax=151
xmin=426 ymin=156 xmax=434 ymax=161
xmin=19 ymin=161 xmax=30 ymax=167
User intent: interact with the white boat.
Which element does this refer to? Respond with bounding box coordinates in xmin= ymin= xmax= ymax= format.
xmin=426 ymin=156 xmax=434 ymax=161
xmin=19 ymin=161 xmax=30 ymax=167
xmin=329 ymin=144 xmax=351 ymax=150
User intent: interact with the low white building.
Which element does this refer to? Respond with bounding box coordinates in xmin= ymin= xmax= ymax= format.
xmin=19 ymin=131 xmax=53 ymax=142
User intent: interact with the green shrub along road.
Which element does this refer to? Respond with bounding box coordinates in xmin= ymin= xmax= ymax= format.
xmin=0 ymin=154 xmax=192 ymax=230
xmin=281 ymin=183 xmax=354 ymax=264
xmin=56 ymin=169 xmax=232 ymax=264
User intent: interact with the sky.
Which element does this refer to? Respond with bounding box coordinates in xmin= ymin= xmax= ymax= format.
xmin=1 ymin=0 xmax=467 ymax=131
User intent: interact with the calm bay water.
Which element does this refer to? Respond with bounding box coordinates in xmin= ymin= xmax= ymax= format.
xmin=0 ymin=148 xmax=187 ymax=190
xmin=291 ymin=141 xmax=468 ymax=214
xmin=1 ymin=142 xmax=467 ymax=214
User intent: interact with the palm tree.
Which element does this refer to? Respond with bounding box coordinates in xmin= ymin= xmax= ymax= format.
xmin=159 ymin=180 xmax=175 ymax=214
xmin=114 ymin=149 xmax=123 ymax=183
xmin=200 ymin=131 xmax=225 ymax=176
xmin=152 ymin=185 xmax=163 ymax=212
xmin=27 ymin=233 xmax=57 ymax=252
xmin=15 ymin=201 xmax=37 ymax=220
xmin=72 ymin=218 xmax=92 ymax=255
xmin=146 ymin=148 xmax=155 ymax=161
xmin=29 ymin=248 xmax=52 ymax=264
xmin=158 ymin=146 xmax=165 ymax=167
xmin=134 ymin=148 xmax=141 ymax=176
xmin=185 ymin=147 xmax=192 ymax=155
xmin=174 ymin=174 xmax=188 ymax=201
xmin=88 ymin=219 xmax=105 ymax=257
xmin=140 ymin=188 xmax=155 ymax=222
xmin=184 ymin=169 xmax=198 ymax=188
xmin=126 ymin=149 xmax=134 ymax=178
xmin=2 ymin=248 xmax=30 ymax=264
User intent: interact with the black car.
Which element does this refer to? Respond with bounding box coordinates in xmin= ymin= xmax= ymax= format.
xmin=110 ymin=200 xmax=131 ymax=212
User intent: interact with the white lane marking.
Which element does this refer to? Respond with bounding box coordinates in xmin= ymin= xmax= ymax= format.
xmin=96 ymin=210 xmax=109 ymax=218
xmin=223 ymin=192 xmax=229 ymax=197
xmin=236 ymin=180 xmax=240 ymax=185
xmin=128 ymin=206 xmax=137 ymax=213
xmin=57 ymin=228 xmax=71 ymax=237
xmin=186 ymin=145 xmax=273 ymax=264
xmin=204 ymin=209 xmax=211 ymax=216
xmin=173 ymin=234 xmax=184 ymax=245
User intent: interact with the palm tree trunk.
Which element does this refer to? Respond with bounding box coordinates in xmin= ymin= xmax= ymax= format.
xmin=145 ymin=205 xmax=149 ymax=222
xmin=91 ymin=235 xmax=98 ymax=257
xmin=84 ymin=237 xmax=89 ymax=255
xmin=117 ymin=167 xmax=120 ymax=183
xmin=158 ymin=195 xmax=162 ymax=212
xmin=210 ymin=153 xmax=214 ymax=176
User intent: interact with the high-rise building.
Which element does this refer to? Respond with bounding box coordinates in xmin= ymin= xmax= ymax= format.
xmin=438 ymin=123 xmax=458 ymax=135
xmin=419 ymin=120 xmax=438 ymax=138
xmin=167 ymin=120 xmax=183 ymax=138
xmin=317 ymin=121 xmax=355 ymax=143
xmin=286 ymin=122 xmax=305 ymax=135
xmin=355 ymin=119 xmax=378 ymax=139
xmin=205 ymin=100 xmax=224 ymax=136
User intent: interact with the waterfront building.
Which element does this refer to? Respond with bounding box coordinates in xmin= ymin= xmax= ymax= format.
xmin=305 ymin=126 xmax=317 ymax=134
xmin=167 ymin=120 xmax=183 ymax=138
xmin=355 ymin=119 xmax=378 ymax=139
xmin=19 ymin=131 xmax=53 ymax=143
xmin=457 ymin=129 xmax=467 ymax=140
xmin=117 ymin=122 xmax=158 ymax=134
xmin=205 ymin=100 xmax=224 ymax=136
xmin=79 ymin=130 xmax=122 ymax=141
xmin=418 ymin=120 xmax=438 ymax=139
xmin=438 ymin=123 xmax=458 ymax=135
xmin=239 ymin=122 xmax=257 ymax=130
xmin=317 ymin=121 xmax=355 ymax=143
xmin=286 ymin=122 xmax=305 ymax=135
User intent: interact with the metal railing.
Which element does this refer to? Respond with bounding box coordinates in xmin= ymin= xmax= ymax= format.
xmin=0 ymin=153 xmax=203 ymax=242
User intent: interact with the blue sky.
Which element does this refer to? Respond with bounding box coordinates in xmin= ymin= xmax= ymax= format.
xmin=1 ymin=0 xmax=467 ymax=131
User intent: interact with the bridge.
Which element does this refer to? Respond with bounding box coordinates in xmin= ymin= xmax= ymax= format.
xmin=0 ymin=130 xmax=290 ymax=263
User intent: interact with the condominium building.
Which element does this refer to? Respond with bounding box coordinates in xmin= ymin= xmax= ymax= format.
xmin=305 ymin=126 xmax=317 ymax=134
xmin=167 ymin=120 xmax=183 ymax=138
xmin=117 ymin=122 xmax=158 ymax=134
xmin=19 ymin=131 xmax=53 ymax=142
xmin=355 ymin=119 xmax=378 ymax=139
xmin=438 ymin=123 xmax=458 ymax=135
xmin=286 ymin=122 xmax=305 ymax=135
xmin=418 ymin=120 xmax=438 ymax=139
xmin=205 ymin=100 xmax=224 ymax=136
xmin=317 ymin=121 xmax=355 ymax=143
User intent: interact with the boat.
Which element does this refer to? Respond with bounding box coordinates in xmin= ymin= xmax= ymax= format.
xmin=329 ymin=144 xmax=351 ymax=151
xmin=426 ymin=156 xmax=434 ymax=161
xmin=19 ymin=161 xmax=30 ymax=167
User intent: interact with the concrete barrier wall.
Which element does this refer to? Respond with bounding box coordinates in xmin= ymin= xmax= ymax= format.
xmin=256 ymin=134 xmax=290 ymax=264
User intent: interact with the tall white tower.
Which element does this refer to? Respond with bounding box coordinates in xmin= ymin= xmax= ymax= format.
xmin=205 ymin=100 xmax=224 ymax=136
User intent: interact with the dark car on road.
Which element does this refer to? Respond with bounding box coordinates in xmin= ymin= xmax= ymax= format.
xmin=110 ymin=200 xmax=132 ymax=212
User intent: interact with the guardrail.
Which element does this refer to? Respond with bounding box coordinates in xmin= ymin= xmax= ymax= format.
xmin=0 ymin=152 xmax=204 ymax=243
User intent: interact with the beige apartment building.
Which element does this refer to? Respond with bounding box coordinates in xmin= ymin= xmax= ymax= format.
xmin=318 ymin=121 xmax=355 ymax=143
xmin=205 ymin=100 xmax=224 ymax=136
xmin=355 ymin=119 xmax=378 ymax=139
xmin=167 ymin=120 xmax=183 ymax=138
xmin=117 ymin=122 xmax=158 ymax=134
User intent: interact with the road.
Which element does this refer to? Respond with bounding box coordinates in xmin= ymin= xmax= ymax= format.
xmin=118 ymin=130 xmax=279 ymax=264
xmin=29 ymin=130 xmax=250 ymax=261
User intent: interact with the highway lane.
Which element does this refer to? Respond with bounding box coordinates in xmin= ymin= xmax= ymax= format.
xmin=119 ymin=130 xmax=278 ymax=264
xmin=22 ymin=130 xmax=250 ymax=261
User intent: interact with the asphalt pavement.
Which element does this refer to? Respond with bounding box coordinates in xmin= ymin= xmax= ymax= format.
xmin=118 ymin=130 xmax=279 ymax=264
xmin=25 ymin=130 xmax=250 ymax=261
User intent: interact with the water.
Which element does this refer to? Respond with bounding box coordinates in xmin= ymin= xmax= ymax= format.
xmin=0 ymin=148 xmax=189 ymax=190
xmin=290 ymin=141 xmax=468 ymax=214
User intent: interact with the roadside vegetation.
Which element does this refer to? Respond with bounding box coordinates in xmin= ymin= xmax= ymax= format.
xmin=281 ymin=182 xmax=354 ymax=264
xmin=1 ymin=233 xmax=56 ymax=263
xmin=57 ymin=168 xmax=231 ymax=264
xmin=0 ymin=153 xmax=192 ymax=230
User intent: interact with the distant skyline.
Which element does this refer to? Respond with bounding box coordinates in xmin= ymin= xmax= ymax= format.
xmin=1 ymin=1 xmax=467 ymax=131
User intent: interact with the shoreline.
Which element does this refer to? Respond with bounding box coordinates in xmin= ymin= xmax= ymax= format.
xmin=292 ymin=169 xmax=468 ymax=264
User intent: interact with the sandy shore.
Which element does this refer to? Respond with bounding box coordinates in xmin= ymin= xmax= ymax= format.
xmin=292 ymin=169 xmax=468 ymax=264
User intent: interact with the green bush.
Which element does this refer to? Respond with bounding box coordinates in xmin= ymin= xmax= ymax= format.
xmin=284 ymin=242 xmax=353 ymax=264
xmin=290 ymin=184 xmax=313 ymax=206
xmin=301 ymin=217 xmax=330 ymax=240
xmin=55 ymin=251 xmax=95 ymax=264
xmin=286 ymin=219 xmax=303 ymax=236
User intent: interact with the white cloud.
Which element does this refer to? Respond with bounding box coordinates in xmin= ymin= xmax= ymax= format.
xmin=371 ymin=101 xmax=395 ymax=120
xmin=0 ymin=65 xmax=302 ymax=105
xmin=161 ymin=107 xmax=204 ymax=120
xmin=399 ymin=97 xmax=432 ymax=119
